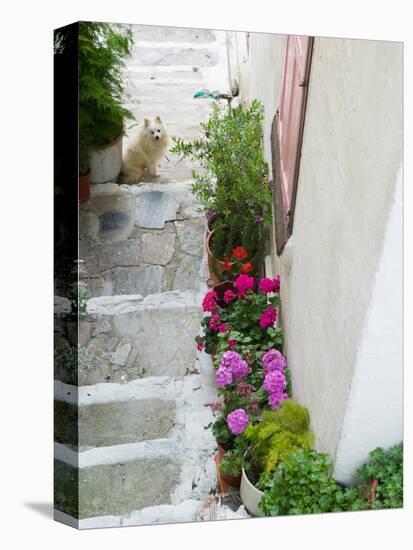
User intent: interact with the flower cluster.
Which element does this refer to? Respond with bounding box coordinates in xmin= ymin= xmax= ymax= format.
xmin=216 ymin=350 xmax=250 ymax=387
xmin=258 ymin=276 xmax=280 ymax=294
xmin=262 ymin=349 xmax=287 ymax=374
xmin=202 ymin=290 xmax=218 ymax=312
xmin=223 ymin=289 xmax=237 ymax=304
xmin=259 ymin=306 xmax=277 ymax=329
xmin=234 ymin=274 xmax=255 ymax=298
xmin=227 ymin=408 xmax=249 ymax=435
xmin=223 ymin=247 xmax=253 ymax=278
xmin=262 ymin=348 xmax=288 ymax=409
xmin=208 ymin=312 xmax=227 ymax=333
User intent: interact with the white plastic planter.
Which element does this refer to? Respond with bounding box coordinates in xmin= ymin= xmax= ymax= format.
xmin=240 ymin=467 xmax=265 ymax=517
xmin=89 ymin=133 xmax=123 ymax=184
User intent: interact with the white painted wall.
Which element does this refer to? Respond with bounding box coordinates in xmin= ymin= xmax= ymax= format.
xmin=237 ymin=35 xmax=403 ymax=471
xmin=333 ymin=166 xmax=403 ymax=483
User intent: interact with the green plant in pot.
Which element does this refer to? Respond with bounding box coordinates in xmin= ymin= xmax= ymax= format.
xmin=220 ymin=436 xmax=249 ymax=488
xmin=259 ymin=448 xmax=368 ymax=516
xmin=240 ymin=399 xmax=314 ymax=516
xmin=356 ymin=442 xmax=403 ymax=509
xmin=171 ymin=100 xmax=272 ymax=276
xmin=79 ymin=22 xmax=135 ymax=184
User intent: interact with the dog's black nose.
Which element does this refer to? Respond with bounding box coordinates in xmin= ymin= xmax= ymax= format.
xmin=155 ymin=135 xmax=160 ymax=140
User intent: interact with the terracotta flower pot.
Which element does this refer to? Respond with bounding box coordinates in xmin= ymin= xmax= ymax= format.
xmin=206 ymin=230 xmax=228 ymax=287
xmin=240 ymin=466 xmax=265 ymax=517
xmin=79 ymin=171 xmax=91 ymax=202
xmin=220 ymin=467 xmax=241 ymax=489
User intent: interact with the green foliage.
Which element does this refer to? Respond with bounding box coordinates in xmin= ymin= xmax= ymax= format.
xmin=221 ymin=436 xmax=249 ymax=478
xmin=260 ymin=449 xmax=368 ymax=516
xmin=244 ymin=400 xmax=314 ymax=485
xmin=78 ymin=22 xmax=134 ymax=173
xmin=356 ymin=443 xmax=403 ymax=509
xmin=171 ymin=100 xmax=271 ymax=262
xmin=66 ymin=281 xmax=91 ymax=320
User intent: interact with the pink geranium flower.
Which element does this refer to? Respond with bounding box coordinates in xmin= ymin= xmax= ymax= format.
xmin=223 ymin=289 xmax=237 ymax=304
xmin=234 ymin=274 xmax=255 ymax=298
xmin=259 ymin=306 xmax=277 ymax=329
xmin=202 ymin=290 xmax=218 ymax=312
xmin=227 ymin=408 xmax=249 ymax=435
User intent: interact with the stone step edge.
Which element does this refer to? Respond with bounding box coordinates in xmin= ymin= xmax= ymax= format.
xmin=54 ymin=376 xmax=180 ymax=406
xmin=87 ymin=289 xmax=203 ymax=316
xmin=135 ymin=40 xmax=221 ymax=50
xmin=54 ymin=499 xmax=204 ymax=529
xmin=54 ymin=438 xmax=181 ymax=468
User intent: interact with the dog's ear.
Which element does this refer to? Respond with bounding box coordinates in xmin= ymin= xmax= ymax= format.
xmin=144 ymin=118 xmax=150 ymax=127
xmin=155 ymin=115 xmax=162 ymax=123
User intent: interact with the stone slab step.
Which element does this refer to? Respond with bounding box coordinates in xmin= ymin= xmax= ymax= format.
xmin=59 ymin=291 xmax=203 ymax=385
xmin=54 ymin=398 xmax=176 ymax=450
xmin=129 ymin=47 xmax=218 ymax=68
xmin=54 ymin=458 xmax=181 ymax=519
xmin=132 ymin=26 xmax=216 ymax=44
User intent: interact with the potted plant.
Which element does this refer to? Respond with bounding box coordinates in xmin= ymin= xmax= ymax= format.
xmin=220 ymin=436 xmax=249 ymax=488
xmin=240 ymin=400 xmax=315 ymax=516
xmin=79 ymin=22 xmax=134 ymax=184
xmin=259 ymin=448 xmax=367 ymax=516
xmin=355 ymin=442 xmax=403 ymax=509
xmin=195 ymin=274 xmax=283 ymax=360
xmin=171 ymin=100 xmax=272 ymax=277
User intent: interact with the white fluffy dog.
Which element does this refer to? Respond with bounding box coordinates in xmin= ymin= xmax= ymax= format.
xmin=122 ymin=116 xmax=169 ymax=183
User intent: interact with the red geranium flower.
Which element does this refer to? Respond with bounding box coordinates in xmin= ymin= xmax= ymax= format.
xmin=241 ymin=262 xmax=253 ymax=274
xmin=223 ymin=256 xmax=234 ymax=271
xmin=231 ymin=246 xmax=248 ymax=261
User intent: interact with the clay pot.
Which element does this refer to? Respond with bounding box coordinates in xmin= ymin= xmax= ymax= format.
xmin=79 ymin=171 xmax=91 ymax=202
xmin=206 ymin=230 xmax=228 ymax=286
xmin=220 ymin=467 xmax=241 ymax=489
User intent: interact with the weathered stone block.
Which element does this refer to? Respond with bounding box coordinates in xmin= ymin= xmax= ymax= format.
xmin=175 ymin=219 xmax=205 ymax=256
xmin=99 ymin=239 xmax=141 ymax=271
xmin=54 ymin=399 xmax=176 ymax=449
xmin=112 ymin=291 xmax=202 ymax=377
xmin=141 ymin=229 xmax=176 ymax=265
xmin=135 ymin=191 xmax=179 ymax=229
xmin=54 ymin=459 xmax=181 ymax=518
xmin=173 ymin=255 xmax=201 ymax=291
xmin=104 ymin=266 xmax=163 ymax=296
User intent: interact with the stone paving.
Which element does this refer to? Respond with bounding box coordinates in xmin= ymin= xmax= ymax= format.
xmin=55 ymin=25 xmax=233 ymax=527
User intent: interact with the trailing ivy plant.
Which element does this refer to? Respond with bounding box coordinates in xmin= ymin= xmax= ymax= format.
xmin=356 ymin=442 xmax=403 ymax=509
xmin=79 ymin=22 xmax=134 ymax=173
xmin=259 ymin=449 xmax=368 ymax=516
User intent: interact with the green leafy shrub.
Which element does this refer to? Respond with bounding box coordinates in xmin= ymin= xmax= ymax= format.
xmin=171 ymin=100 xmax=271 ymax=263
xmin=79 ymin=22 xmax=134 ymax=173
xmin=221 ymin=436 xmax=249 ymax=478
xmin=260 ymin=449 xmax=368 ymax=516
xmin=356 ymin=442 xmax=403 ymax=509
xmin=244 ymin=400 xmax=314 ymax=486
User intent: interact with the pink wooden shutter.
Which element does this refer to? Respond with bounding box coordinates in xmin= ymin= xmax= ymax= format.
xmin=278 ymin=35 xmax=312 ymax=213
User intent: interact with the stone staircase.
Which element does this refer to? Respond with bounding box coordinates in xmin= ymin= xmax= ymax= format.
xmin=54 ymin=25 xmax=232 ymax=528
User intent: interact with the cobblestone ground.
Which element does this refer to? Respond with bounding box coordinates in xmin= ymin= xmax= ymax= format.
xmin=55 ymin=25 xmax=232 ymax=528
